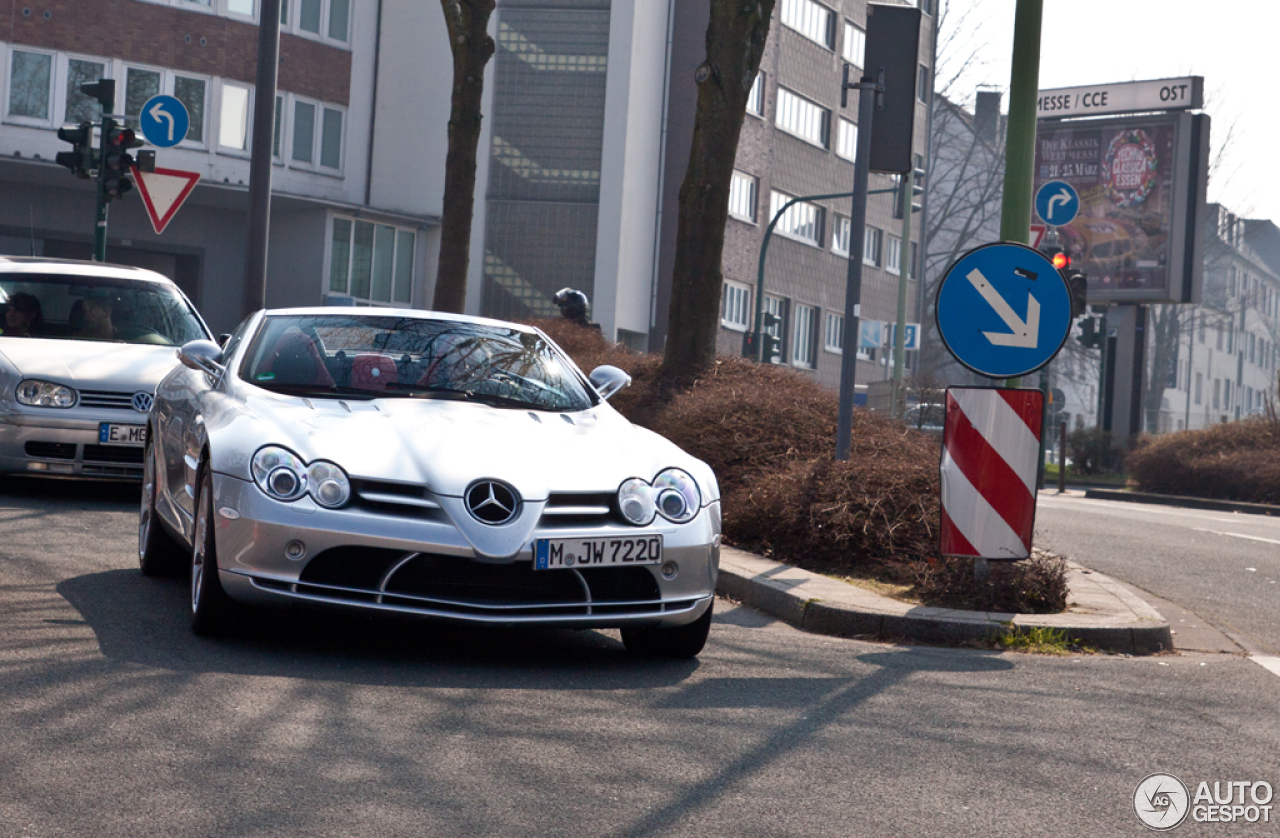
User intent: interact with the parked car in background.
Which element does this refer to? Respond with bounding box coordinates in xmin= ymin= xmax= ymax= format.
xmin=0 ymin=257 xmax=211 ymax=479
xmin=141 ymin=308 xmax=722 ymax=657
xmin=905 ymin=402 xmax=945 ymax=436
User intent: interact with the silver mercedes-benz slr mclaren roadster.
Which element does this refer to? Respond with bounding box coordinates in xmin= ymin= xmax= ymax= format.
xmin=141 ymin=308 xmax=721 ymax=657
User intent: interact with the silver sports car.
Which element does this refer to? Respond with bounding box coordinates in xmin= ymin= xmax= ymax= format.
xmin=0 ymin=257 xmax=212 ymax=479
xmin=141 ymin=308 xmax=722 ymax=657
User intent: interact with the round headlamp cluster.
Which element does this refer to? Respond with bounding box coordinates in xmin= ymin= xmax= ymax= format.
xmin=16 ymin=379 xmax=76 ymax=408
xmin=617 ymin=468 xmax=701 ymax=526
xmin=251 ymin=446 xmax=350 ymax=508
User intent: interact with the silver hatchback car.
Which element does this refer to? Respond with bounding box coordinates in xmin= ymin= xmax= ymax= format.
xmin=141 ymin=308 xmax=722 ymax=657
xmin=0 ymin=257 xmax=211 ymax=479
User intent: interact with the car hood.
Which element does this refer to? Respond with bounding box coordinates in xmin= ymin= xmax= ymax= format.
xmin=225 ymin=389 xmax=716 ymax=502
xmin=0 ymin=339 xmax=179 ymax=391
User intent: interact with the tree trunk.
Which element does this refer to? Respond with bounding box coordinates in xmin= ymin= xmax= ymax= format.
xmin=434 ymin=0 xmax=496 ymax=314
xmin=661 ymin=0 xmax=775 ymax=378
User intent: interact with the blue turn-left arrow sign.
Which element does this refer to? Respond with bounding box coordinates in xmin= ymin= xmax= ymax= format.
xmin=139 ymin=94 xmax=190 ymax=148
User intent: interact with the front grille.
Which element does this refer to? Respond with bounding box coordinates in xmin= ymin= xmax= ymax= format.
xmin=280 ymin=546 xmax=677 ymax=620
xmin=78 ymin=390 xmax=139 ymax=410
xmin=83 ymin=444 xmax=144 ymax=464
xmin=25 ymin=441 xmax=76 ymax=459
xmin=83 ymin=463 xmax=143 ymax=478
xmin=349 ymin=478 xmax=445 ymax=520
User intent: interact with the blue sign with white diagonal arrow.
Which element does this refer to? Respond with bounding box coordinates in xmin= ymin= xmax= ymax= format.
xmin=935 ymin=242 xmax=1073 ymax=379
xmin=139 ymin=94 xmax=189 ymax=148
xmin=1034 ymin=179 xmax=1080 ymax=227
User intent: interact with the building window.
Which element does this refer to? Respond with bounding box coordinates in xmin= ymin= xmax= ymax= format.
xmin=775 ymin=87 xmax=830 ymax=148
xmin=728 ymin=171 xmax=758 ymax=223
xmin=863 ymin=225 xmax=882 ymax=266
xmin=793 ymin=304 xmax=817 ymax=368
xmin=228 ymin=0 xmax=256 ymax=15
xmin=824 ymin=311 xmax=843 ymax=353
xmin=842 ymin=21 xmax=865 ymax=67
xmin=747 ymin=72 xmax=765 ymax=116
xmin=173 ymin=75 xmax=208 ymax=143
xmin=292 ymin=100 xmax=316 ymax=162
xmin=320 ymin=106 xmax=343 ymax=169
xmin=283 ymin=97 xmax=345 ymax=172
xmin=831 ymin=214 xmax=851 ymax=256
xmin=764 ymin=295 xmax=789 ymax=363
xmin=282 ymin=0 xmax=350 ymax=44
xmin=218 ymin=82 xmax=252 ymax=151
xmin=721 ymin=280 xmax=752 ymax=330
xmin=65 ymin=58 xmax=107 ymax=125
xmin=886 ymin=236 xmax=902 ymax=275
xmin=7 ymin=49 xmax=53 ymax=121
xmin=917 ymin=64 xmax=930 ymax=102
xmin=329 ymin=217 xmax=416 ymax=305
xmin=1213 ymin=379 xmax=1220 ymax=410
xmin=770 ymin=191 xmax=823 ymax=247
xmin=836 ymin=117 xmax=857 ymax=161
xmin=780 ymin=0 xmax=836 ymax=49
xmin=909 ymin=241 xmax=919 ymax=279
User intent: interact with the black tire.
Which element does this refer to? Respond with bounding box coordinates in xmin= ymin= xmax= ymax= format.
xmin=621 ymin=600 xmax=713 ymax=659
xmin=138 ymin=439 xmax=185 ymax=577
xmin=190 ymin=464 xmax=236 ymax=636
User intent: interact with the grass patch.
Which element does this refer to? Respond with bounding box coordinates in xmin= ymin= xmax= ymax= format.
xmin=995 ymin=625 xmax=1076 ymax=655
xmin=1044 ymin=464 xmax=1130 ymax=486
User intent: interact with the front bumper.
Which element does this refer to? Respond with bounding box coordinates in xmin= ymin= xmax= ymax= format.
xmin=211 ymin=472 xmax=721 ymax=629
xmin=0 ymin=412 xmax=147 ymax=479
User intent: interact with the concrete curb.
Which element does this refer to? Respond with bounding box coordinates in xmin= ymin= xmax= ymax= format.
xmin=1083 ymin=488 xmax=1280 ymax=517
xmin=715 ymin=547 xmax=1172 ymax=655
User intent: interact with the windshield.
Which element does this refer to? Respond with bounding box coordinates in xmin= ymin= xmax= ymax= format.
xmin=241 ymin=314 xmax=596 ymax=412
xmin=0 ymin=273 xmax=208 ymax=346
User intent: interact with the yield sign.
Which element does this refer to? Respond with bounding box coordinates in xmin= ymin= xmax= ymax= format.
xmin=131 ymin=166 xmax=201 ymax=234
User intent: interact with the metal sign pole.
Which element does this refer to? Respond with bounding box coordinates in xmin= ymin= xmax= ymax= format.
xmin=836 ymin=66 xmax=883 ymax=461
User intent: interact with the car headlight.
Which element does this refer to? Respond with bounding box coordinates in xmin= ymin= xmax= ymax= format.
xmin=16 ymin=379 xmax=76 ymax=408
xmin=653 ymin=468 xmax=700 ymax=523
xmin=307 ymin=460 xmax=350 ymax=508
xmin=252 ymin=446 xmax=308 ymax=501
xmin=617 ymin=477 xmax=655 ymax=526
xmin=251 ymin=446 xmax=352 ymax=507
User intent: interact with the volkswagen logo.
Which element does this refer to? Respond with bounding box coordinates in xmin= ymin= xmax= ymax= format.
xmin=132 ymin=391 xmax=154 ymax=413
xmin=465 ymin=480 xmax=521 ymax=525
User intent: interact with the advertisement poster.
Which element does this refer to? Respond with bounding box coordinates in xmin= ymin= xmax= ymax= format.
xmin=1033 ymin=115 xmax=1183 ymax=302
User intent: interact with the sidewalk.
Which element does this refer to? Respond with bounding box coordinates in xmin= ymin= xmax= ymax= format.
xmin=715 ymin=546 xmax=1173 ymax=655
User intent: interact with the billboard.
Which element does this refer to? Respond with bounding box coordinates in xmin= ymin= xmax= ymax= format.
xmin=1032 ymin=112 xmax=1210 ymax=304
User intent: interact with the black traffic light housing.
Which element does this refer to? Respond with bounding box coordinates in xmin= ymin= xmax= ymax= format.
xmin=761 ymin=311 xmax=783 ymax=363
xmin=1065 ymin=268 xmax=1088 ymax=320
xmin=100 ymin=120 xmax=144 ymax=201
xmin=1076 ymin=316 xmax=1103 ymax=349
xmin=56 ymin=123 xmax=96 ymax=178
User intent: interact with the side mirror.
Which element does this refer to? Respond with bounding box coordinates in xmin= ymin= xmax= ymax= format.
xmin=178 ymin=339 xmax=226 ymax=379
xmin=589 ymin=365 xmax=631 ymax=401
xmin=217 ymin=333 xmax=232 ymax=347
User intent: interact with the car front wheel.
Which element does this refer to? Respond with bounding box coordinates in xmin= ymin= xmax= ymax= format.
xmin=138 ymin=440 xmax=184 ymax=577
xmin=621 ymin=600 xmax=713 ymax=659
xmin=190 ymin=464 xmax=235 ymax=636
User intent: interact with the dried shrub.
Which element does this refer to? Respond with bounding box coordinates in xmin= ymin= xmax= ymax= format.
xmin=531 ymin=318 xmax=1066 ymax=613
xmin=912 ymin=551 xmax=1069 ymax=614
xmin=1127 ymin=416 xmax=1280 ymax=504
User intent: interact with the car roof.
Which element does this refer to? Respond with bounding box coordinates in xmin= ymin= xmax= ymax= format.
xmin=262 ymin=306 xmax=540 ymax=333
xmin=0 ymin=256 xmax=175 ymax=285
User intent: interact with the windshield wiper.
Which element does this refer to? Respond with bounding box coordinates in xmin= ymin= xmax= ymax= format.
xmin=255 ymin=383 xmax=376 ymax=400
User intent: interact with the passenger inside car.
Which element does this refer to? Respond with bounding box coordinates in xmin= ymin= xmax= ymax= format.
xmin=71 ymin=295 xmax=117 ymax=340
xmin=1 ymin=292 xmax=43 ymax=336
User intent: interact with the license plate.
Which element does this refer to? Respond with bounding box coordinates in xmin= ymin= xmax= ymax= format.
xmin=534 ymin=535 xmax=663 ymax=570
xmin=98 ymin=423 xmax=147 ymax=446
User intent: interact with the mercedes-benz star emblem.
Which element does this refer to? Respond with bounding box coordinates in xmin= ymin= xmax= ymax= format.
xmin=132 ymin=391 xmax=154 ymax=413
xmin=465 ymin=480 xmax=521 ymax=525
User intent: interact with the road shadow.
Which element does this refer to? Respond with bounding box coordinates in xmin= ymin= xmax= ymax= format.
xmin=0 ymin=475 xmax=139 ymax=509
xmin=57 ymin=568 xmax=704 ymax=689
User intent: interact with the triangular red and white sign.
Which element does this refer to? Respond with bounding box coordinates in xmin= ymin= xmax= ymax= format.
xmin=131 ymin=166 xmax=201 ymax=234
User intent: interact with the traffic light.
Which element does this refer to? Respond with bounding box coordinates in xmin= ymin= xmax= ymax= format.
xmin=1076 ymin=316 xmax=1102 ymax=349
xmin=762 ymin=311 xmax=782 ymax=363
xmin=55 ymin=123 xmax=95 ymax=178
xmin=1066 ymin=268 xmax=1088 ymax=319
xmin=910 ymin=164 xmax=925 ymax=214
xmin=100 ymin=120 xmax=144 ymax=201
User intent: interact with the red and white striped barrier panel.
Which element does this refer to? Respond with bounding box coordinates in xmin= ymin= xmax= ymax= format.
xmin=940 ymin=387 xmax=1044 ymax=560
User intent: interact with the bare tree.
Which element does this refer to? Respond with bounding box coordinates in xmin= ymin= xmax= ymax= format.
xmin=661 ymin=0 xmax=776 ymax=378
xmin=433 ymin=0 xmax=497 ymax=314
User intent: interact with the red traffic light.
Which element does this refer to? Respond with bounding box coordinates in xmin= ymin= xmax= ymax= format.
xmin=1051 ymin=252 xmax=1071 ymax=270
xmin=108 ymin=127 xmax=142 ymax=148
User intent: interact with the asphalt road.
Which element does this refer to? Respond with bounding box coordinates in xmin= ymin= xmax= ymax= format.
xmin=1036 ymin=492 xmax=1280 ymax=656
xmin=3 ymin=478 xmax=1280 ymax=837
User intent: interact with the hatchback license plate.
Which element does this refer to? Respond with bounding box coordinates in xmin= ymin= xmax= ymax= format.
xmin=534 ymin=535 xmax=663 ymax=570
xmin=99 ymin=423 xmax=147 ymax=446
